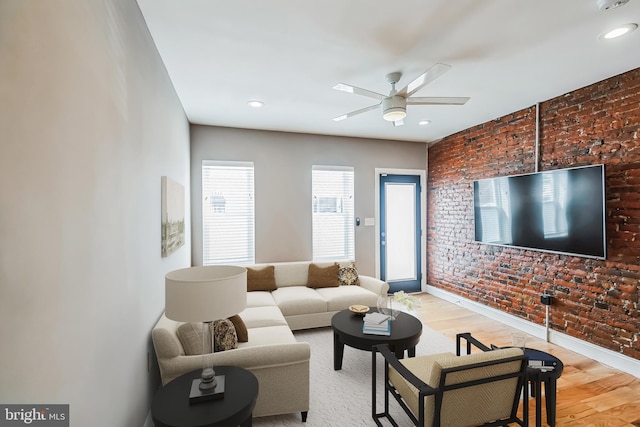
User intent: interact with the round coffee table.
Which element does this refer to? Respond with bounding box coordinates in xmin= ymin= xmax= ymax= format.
xmin=331 ymin=309 xmax=422 ymax=370
xmin=151 ymin=366 xmax=258 ymax=427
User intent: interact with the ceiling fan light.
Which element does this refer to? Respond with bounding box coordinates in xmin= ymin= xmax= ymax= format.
xmin=382 ymin=95 xmax=407 ymax=122
xmin=383 ymin=108 xmax=406 ymax=122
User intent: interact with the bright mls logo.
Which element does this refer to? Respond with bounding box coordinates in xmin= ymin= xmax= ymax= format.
xmin=0 ymin=405 xmax=68 ymax=426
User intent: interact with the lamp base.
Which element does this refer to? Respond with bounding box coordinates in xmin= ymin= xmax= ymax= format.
xmin=189 ymin=375 xmax=225 ymax=404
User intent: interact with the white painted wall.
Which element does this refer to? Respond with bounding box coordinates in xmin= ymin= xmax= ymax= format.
xmin=0 ymin=1 xmax=190 ymax=425
xmin=190 ymin=126 xmax=428 ymax=277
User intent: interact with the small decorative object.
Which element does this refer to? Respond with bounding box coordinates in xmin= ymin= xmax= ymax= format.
xmin=392 ymin=291 xmax=421 ymax=312
xmin=511 ymin=332 xmax=527 ymax=350
xmin=349 ymin=304 xmax=369 ymax=315
xmin=377 ymin=295 xmax=398 ymax=320
xmin=377 ymin=291 xmax=421 ymax=320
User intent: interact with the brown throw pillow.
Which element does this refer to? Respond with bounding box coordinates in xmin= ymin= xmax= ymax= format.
xmin=338 ymin=262 xmax=360 ymax=286
xmin=228 ymin=314 xmax=248 ymax=342
xmin=306 ymin=263 xmax=340 ymax=288
xmin=247 ymin=266 xmax=277 ymax=292
xmin=213 ymin=319 xmax=238 ymax=351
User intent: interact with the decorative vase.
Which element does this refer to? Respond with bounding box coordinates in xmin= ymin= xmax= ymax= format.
xmin=376 ymin=295 xmax=398 ymax=320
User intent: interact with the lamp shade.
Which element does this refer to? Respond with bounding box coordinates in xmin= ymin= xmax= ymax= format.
xmin=165 ymin=265 xmax=247 ymax=322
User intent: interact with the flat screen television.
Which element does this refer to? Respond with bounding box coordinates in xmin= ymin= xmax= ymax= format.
xmin=473 ymin=164 xmax=606 ymax=259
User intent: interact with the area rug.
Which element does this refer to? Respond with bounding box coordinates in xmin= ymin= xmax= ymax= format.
xmin=252 ymin=324 xmax=456 ymax=426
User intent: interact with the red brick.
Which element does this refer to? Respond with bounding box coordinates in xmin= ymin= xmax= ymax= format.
xmin=428 ymin=67 xmax=640 ymax=358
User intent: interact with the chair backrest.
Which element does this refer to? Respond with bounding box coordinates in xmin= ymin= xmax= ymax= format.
xmin=427 ymin=348 xmax=526 ymax=426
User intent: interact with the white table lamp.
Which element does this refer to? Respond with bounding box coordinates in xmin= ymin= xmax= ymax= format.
xmin=165 ymin=265 xmax=247 ymax=403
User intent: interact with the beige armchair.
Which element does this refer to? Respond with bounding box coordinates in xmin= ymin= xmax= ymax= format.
xmin=372 ymin=342 xmax=528 ymax=427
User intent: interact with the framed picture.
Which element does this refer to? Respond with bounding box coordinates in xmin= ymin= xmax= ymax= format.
xmin=161 ymin=176 xmax=185 ymax=257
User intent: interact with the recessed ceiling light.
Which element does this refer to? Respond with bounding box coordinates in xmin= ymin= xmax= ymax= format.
xmin=601 ymin=23 xmax=638 ymax=39
xmin=419 ymin=120 xmax=431 ymax=126
xmin=247 ymin=100 xmax=264 ymax=108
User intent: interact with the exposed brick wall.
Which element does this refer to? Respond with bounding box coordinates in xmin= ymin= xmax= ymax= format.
xmin=427 ymin=67 xmax=640 ymax=360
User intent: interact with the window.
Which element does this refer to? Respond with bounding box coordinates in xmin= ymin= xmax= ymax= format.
xmin=202 ymin=161 xmax=255 ymax=265
xmin=312 ymin=166 xmax=354 ymax=261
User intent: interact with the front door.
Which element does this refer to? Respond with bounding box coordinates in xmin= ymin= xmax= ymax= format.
xmin=379 ymin=174 xmax=422 ymax=293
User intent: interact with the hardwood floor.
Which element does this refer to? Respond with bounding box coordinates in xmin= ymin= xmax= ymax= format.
xmin=413 ymin=293 xmax=640 ymax=426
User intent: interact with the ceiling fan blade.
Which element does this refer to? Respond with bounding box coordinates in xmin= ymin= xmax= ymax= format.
xmin=392 ymin=119 xmax=404 ymax=127
xmin=333 ymin=103 xmax=381 ymax=121
xmin=407 ymin=96 xmax=470 ymax=105
xmin=333 ymin=83 xmax=385 ymax=101
xmin=399 ymin=63 xmax=452 ymax=98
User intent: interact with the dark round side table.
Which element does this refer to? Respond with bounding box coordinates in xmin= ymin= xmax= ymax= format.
xmin=458 ymin=333 xmax=564 ymax=427
xmin=331 ymin=308 xmax=422 ymax=370
xmin=152 ymin=366 xmax=258 ymax=427
xmin=524 ymin=348 xmax=564 ymax=427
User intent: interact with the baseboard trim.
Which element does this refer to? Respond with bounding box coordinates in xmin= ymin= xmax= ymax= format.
xmin=425 ymin=285 xmax=640 ymax=378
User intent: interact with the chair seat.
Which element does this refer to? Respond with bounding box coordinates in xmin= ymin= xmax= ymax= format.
xmin=375 ymin=343 xmax=528 ymax=427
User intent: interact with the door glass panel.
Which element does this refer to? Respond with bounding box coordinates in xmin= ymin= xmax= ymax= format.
xmin=385 ymin=183 xmax=416 ymax=281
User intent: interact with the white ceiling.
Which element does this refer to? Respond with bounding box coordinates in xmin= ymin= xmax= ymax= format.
xmin=136 ymin=0 xmax=640 ymax=144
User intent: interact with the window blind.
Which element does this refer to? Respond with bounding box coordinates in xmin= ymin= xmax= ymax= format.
xmin=312 ymin=166 xmax=355 ymax=261
xmin=202 ymin=161 xmax=255 ymax=265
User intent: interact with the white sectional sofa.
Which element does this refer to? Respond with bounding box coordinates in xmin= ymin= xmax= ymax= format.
xmin=152 ymin=260 xmax=389 ymax=421
xmin=246 ymin=261 xmax=389 ymax=330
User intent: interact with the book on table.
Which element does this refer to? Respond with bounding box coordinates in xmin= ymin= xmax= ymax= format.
xmin=363 ymin=320 xmax=390 ymax=335
xmin=363 ymin=312 xmax=391 ymax=336
xmin=363 ymin=312 xmax=390 ymax=324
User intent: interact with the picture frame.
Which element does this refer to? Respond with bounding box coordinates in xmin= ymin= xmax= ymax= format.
xmin=161 ymin=176 xmax=185 ymax=257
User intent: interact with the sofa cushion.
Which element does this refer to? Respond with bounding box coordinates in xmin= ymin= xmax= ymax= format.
xmin=306 ymin=263 xmax=339 ymax=288
xmin=315 ymin=285 xmax=380 ymax=311
xmin=272 ymin=287 xmax=328 ymax=316
xmin=246 ymin=290 xmax=278 ymax=308
xmin=176 ymin=322 xmax=211 ymax=355
xmin=239 ymin=306 xmax=289 ymax=328
xmin=338 ymin=262 xmax=360 ymax=286
xmin=238 ymin=325 xmax=297 ymax=347
xmin=213 ymin=319 xmax=238 ymax=351
xmin=247 ymin=266 xmax=277 ymax=292
xmin=228 ymin=314 xmax=248 ymax=343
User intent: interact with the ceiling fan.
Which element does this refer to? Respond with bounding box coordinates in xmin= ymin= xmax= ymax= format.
xmin=332 ymin=63 xmax=469 ymax=126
